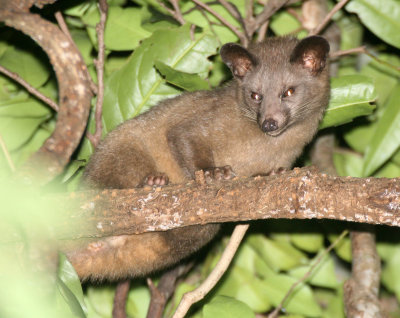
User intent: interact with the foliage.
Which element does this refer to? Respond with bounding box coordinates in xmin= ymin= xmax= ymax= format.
xmin=0 ymin=0 xmax=399 ymax=317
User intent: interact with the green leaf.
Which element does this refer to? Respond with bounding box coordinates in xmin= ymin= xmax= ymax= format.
xmin=85 ymin=286 xmax=114 ymax=318
xmin=320 ymin=75 xmax=377 ymax=129
xmin=289 ymin=253 xmax=339 ymax=289
xmin=216 ymin=266 xmax=272 ymax=312
xmin=58 ymin=253 xmax=87 ymax=314
xmin=333 ymin=151 xmax=364 ymax=177
xmin=258 ymin=273 xmax=322 ymax=317
xmin=57 ymin=254 xmax=87 ymax=318
xmin=346 ymin=0 xmax=400 ymax=49
xmin=126 ymin=284 xmax=151 ymax=318
xmin=328 ymin=235 xmax=352 ymax=262
xmin=374 ymin=160 xmax=400 ymax=178
xmin=247 ymin=234 xmax=307 ymax=271
xmin=83 ymin=6 xmax=151 ymax=51
xmin=360 ymin=54 xmax=400 ymax=106
xmin=101 ymin=24 xmax=218 ymax=131
xmin=290 ymin=233 xmax=324 ymax=253
xmin=0 ymin=99 xmax=51 ymax=151
xmin=381 ymin=248 xmax=400 ymax=301
xmin=343 ymin=119 xmax=376 ymax=153
xmin=270 ymin=11 xmax=307 ymax=38
xmin=182 ymin=1 xmax=245 ymax=43
xmin=363 ymin=84 xmax=400 ymax=176
xmin=154 ymin=61 xmax=210 ymax=91
xmin=71 ymin=29 xmax=95 ymax=67
xmin=337 ymin=16 xmax=364 ymax=50
xmin=0 ymin=45 xmax=50 ymax=88
xmin=203 ymin=296 xmax=255 ymax=318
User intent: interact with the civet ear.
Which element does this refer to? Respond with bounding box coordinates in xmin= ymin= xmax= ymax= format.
xmin=290 ymin=36 xmax=330 ymax=75
xmin=220 ymin=43 xmax=258 ymax=79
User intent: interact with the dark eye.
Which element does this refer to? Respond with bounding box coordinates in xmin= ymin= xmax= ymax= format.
xmin=283 ymin=87 xmax=295 ymax=98
xmin=250 ymin=92 xmax=263 ymax=102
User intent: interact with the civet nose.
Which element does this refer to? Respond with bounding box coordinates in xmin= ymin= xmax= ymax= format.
xmin=262 ymin=118 xmax=278 ymax=132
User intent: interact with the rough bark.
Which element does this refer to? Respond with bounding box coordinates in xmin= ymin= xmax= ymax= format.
xmin=47 ymin=167 xmax=400 ymax=243
xmin=0 ymin=0 xmax=92 ymax=185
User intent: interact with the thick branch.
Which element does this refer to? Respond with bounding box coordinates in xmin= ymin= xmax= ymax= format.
xmin=0 ymin=7 xmax=92 ymax=184
xmin=53 ymin=168 xmax=400 ymax=241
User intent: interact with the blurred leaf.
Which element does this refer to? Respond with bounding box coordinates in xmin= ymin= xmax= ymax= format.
xmin=317 ymin=287 xmax=345 ymax=318
xmin=289 ymin=253 xmax=339 ymax=289
xmin=377 ymin=242 xmax=400 ymax=262
xmin=62 ymin=160 xmax=86 ymax=183
xmin=259 ymin=273 xmax=322 ymax=317
xmin=361 ymin=54 xmax=400 ymax=106
xmin=374 ymin=161 xmax=400 ymax=178
xmin=346 ymin=0 xmax=400 ymax=49
xmin=320 ymin=75 xmax=377 ymax=129
xmin=216 ymin=266 xmax=272 ymax=312
xmin=247 ymin=234 xmax=307 ymax=271
xmin=155 ymin=61 xmax=210 ymax=91
xmin=363 ymin=84 xmax=400 ymax=176
xmin=203 ymin=296 xmax=255 ymax=318
xmin=290 ymin=233 xmax=324 ymax=253
xmin=0 ymin=99 xmax=51 ymax=151
xmin=126 ymin=283 xmax=151 ymax=318
xmin=64 ymin=1 xmax=95 ymax=17
xmin=83 ymin=6 xmax=151 ymax=51
xmin=333 ymin=151 xmax=364 ymax=177
xmin=382 ymin=248 xmax=400 ymax=301
xmin=71 ymin=29 xmax=94 ymax=67
xmin=337 ymin=16 xmax=364 ymax=50
xmin=270 ymin=11 xmax=307 ymax=38
xmin=85 ymin=286 xmax=114 ymax=318
xmin=343 ymin=119 xmax=376 ymax=154
xmin=328 ymin=235 xmax=351 ymax=262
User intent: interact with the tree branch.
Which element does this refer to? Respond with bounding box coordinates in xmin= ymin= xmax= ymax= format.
xmin=0 ymin=6 xmax=93 ymax=185
xmin=172 ymin=224 xmax=249 ymax=318
xmin=51 ymin=167 xmax=400 ymax=243
xmin=191 ymin=0 xmax=248 ymax=46
xmin=310 ymin=0 xmax=350 ymax=36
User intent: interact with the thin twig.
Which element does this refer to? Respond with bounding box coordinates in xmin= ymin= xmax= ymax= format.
xmin=0 ymin=65 xmax=59 ymax=112
xmin=54 ymin=11 xmax=74 ymax=43
xmin=191 ymin=0 xmax=248 ymax=46
xmin=268 ymin=230 xmax=349 ymax=318
xmin=157 ymin=0 xmax=185 ymax=25
xmin=256 ymin=20 xmax=269 ymax=43
xmin=218 ymin=0 xmax=247 ymax=35
xmin=252 ymin=0 xmax=289 ymax=35
xmin=310 ymin=0 xmax=350 ymax=35
xmin=330 ymin=46 xmax=400 ymax=72
xmin=172 ymin=224 xmax=249 ymax=318
xmin=169 ymin=0 xmax=185 ymax=25
xmin=0 ymin=133 xmax=15 ymax=172
xmin=330 ymin=46 xmax=367 ymax=58
xmin=87 ymin=0 xmax=108 ymax=148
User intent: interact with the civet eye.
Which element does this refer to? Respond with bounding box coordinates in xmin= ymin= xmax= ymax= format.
xmin=283 ymin=87 xmax=295 ymax=98
xmin=250 ymin=92 xmax=263 ymax=102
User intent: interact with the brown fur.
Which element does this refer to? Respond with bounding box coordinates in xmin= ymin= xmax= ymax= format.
xmin=65 ymin=36 xmax=330 ymax=280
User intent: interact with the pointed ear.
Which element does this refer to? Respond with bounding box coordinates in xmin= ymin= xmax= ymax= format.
xmin=220 ymin=43 xmax=258 ymax=79
xmin=290 ymin=36 xmax=330 ymax=75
